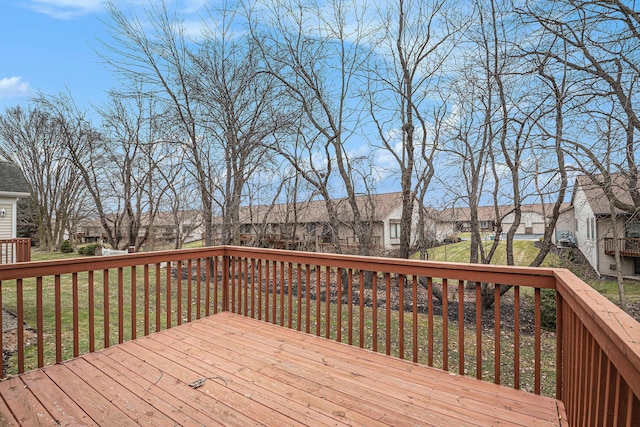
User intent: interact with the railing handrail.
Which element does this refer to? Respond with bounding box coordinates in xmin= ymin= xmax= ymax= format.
xmin=0 ymin=245 xmax=559 ymax=288
xmin=604 ymin=236 xmax=640 ymax=241
xmin=0 ymin=246 xmax=225 ymax=280
xmin=554 ymin=268 xmax=640 ymax=398
xmin=221 ymin=246 xmax=559 ymax=288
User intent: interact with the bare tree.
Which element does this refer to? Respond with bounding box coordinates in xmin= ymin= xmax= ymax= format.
xmin=251 ymin=0 xmax=378 ymax=256
xmin=522 ymin=0 xmax=640 ymax=212
xmin=367 ymin=0 xmax=456 ymax=258
xmin=103 ymin=1 xmax=216 ymax=246
xmin=97 ymin=90 xmax=171 ymax=250
xmin=0 ymin=106 xmax=86 ymax=250
xmin=189 ymin=5 xmax=285 ymax=245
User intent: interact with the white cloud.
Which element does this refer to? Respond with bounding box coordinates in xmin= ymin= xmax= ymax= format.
xmin=0 ymin=77 xmax=31 ymax=99
xmin=26 ymin=0 xmax=209 ymax=20
xmin=26 ymin=0 xmax=106 ymax=19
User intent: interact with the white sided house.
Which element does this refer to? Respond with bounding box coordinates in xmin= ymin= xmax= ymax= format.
xmin=0 ymin=162 xmax=31 ymax=262
xmin=556 ymin=174 xmax=640 ymax=277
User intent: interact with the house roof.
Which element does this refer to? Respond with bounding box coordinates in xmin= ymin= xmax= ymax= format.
xmin=234 ymin=192 xmax=405 ymax=225
xmin=574 ymin=173 xmax=638 ymax=216
xmin=77 ymin=210 xmax=202 ymax=229
xmin=0 ymin=162 xmax=30 ymax=197
xmin=439 ymin=203 xmax=569 ymax=223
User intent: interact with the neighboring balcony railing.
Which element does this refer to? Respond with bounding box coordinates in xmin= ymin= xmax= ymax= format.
xmin=0 ymin=238 xmax=30 ymax=263
xmin=0 ymin=246 xmax=637 ymax=426
xmin=604 ymin=237 xmax=640 ymax=257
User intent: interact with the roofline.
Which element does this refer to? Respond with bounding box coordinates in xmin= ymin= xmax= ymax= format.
xmin=0 ymin=191 xmax=30 ymax=199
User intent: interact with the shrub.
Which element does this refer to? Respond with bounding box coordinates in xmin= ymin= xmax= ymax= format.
xmin=78 ymin=243 xmax=102 ymax=256
xmin=443 ymin=234 xmax=461 ymax=244
xmin=540 ymin=288 xmax=557 ymax=330
xmin=60 ymin=240 xmax=74 ymax=253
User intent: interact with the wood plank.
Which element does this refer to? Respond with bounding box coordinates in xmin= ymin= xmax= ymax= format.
xmin=0 ymin=376 xmax=57 ymax=425
xmin=211 ymin=313 xmax=563 ymax=426
xmin=115 ymin=340 xmax=284 ymax=426
xmin=66 ymin=357 xmax=186 ymax=426
xmin=98 ymin=347 xmax=227 ymax=427
xmin=188 ymin=320 xmax=544 ymax=425
xmin=42 ymin=365 xmax=136 ymax=426
xmin=0 ymin=311 xmax=567 ymax=427
xmin=19 ymin=370 xmax=96 ymax=426
xmin=142 ymin=328 xmax=390 ymax=426
xmin=0 ymin=388 xmax=18 ymax=426
xmin=219 ymin=311 xmax=555 ymax=407
xmin=152 ymin=319 xmax=468 ymax=426
xmin=85 ymin=351 xmax=209 ymax=427
xmin=123 ymin=338 xmax=352 ymax=427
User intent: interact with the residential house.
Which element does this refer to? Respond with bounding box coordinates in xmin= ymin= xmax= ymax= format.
xmin=74 ymin=210 xmax=203 ymax=250
xmin=555 ymin=174 xmax=640 ymax=277
xmin=0 ymin=162 xmax=31 ymax=239
xmin=222 ymin=192 xmax=443 ymax=254
xmin=439 ymin=203 xmax=565 ymax=237
xmin=0 ymin=162 xmax=31 ymax=262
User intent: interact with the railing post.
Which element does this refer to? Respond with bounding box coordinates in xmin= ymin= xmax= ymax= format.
xmin=222 ymin=254 xmax=230 ymax=312
xmin=555 ymin=290 xmax=564 ymax=401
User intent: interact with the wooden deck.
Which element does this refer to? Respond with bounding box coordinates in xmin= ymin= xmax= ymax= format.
xmin=0 ymin=312 xmax=566 ymax=426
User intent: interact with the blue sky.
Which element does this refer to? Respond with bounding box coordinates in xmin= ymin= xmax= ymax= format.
xmin=0 ymin=1 xmax=113 ymax=110
xmin=0 ymin=1 xmax=208 ymax=111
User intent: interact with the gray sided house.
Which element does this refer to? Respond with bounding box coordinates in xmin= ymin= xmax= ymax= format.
xmin=555 ymin=174 xmax=640 ymax=277
xmin=0 ymin=161 xmax=30 ymax=240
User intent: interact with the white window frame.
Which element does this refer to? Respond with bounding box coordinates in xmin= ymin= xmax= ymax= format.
xmin=390 ymin=222 xmax=401 ymax=239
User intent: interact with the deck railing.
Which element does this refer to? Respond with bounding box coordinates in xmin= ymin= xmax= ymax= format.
xmin=604 ymin=236 xmax=640 ymax=257
xmin=0 ymin=246 xmax=638 ymax=425
xmin=0 ymin=238 xmax=30 ymax=264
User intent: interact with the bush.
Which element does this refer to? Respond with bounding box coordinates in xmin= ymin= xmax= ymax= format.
xmin=443 ymin=234 xmax=461 ymax=244
xmin=60 ymin=240 xmax=74 ymax=253
xmin=540 ymin=288 xmax=557 ymax=330
xmin=78 ymin=243 xmax=102 ymax=256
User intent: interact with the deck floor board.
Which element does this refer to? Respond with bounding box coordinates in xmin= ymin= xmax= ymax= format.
xmin=0 ymin=312 xmax=566 ymax=426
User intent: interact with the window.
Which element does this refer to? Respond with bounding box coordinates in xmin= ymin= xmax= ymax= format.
xmin=307 ymin=223 xmax=317 ymax=236
xmin=586 ymin=219 xmax=590 ymax=239
xmin=321 ymin=223 xmax=332 ymax=243
xmin=390 ymin=222 xmax=401 ymax=239
xmin=591 ymin=218 xmax=596 ymax=240
xmin=479 ymin=221 xmax=488 ymax=229
xmin=243 ymin=224 xmax=252 ymax=234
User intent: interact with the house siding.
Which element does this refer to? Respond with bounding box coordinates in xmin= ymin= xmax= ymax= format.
xmin=553 ymin=208 xmax=575 ymax=245
xmin=596 ymin=217 xmax=637 ymax=277
xmin=0 ymin=203 xmax=13 ymax=240
xmin=573 ymin=186 xmax=599 ymax=273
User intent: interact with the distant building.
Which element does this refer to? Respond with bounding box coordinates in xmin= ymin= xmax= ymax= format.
xmin=439 ymin=203 xmax=567 ymax=238
xmin=74 ymin=210 xmax=203 ymax=250
xmin=0 ymin=161 xmax=31 ymax=240
xmin=217 ymin=192 xmax=444 ymax=254
xmin=0 ymin=162 xmax=31 ymax=263
xmin=555 ymin=174 xmax=640 ymax=277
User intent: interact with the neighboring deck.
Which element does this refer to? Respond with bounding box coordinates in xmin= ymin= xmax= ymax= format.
xmin=0 ymin=312 xmax=566 ymax=426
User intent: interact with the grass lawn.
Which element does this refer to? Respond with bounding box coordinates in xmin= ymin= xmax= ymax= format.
xmin=424 ymin=239 xmax=561 ymax=267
